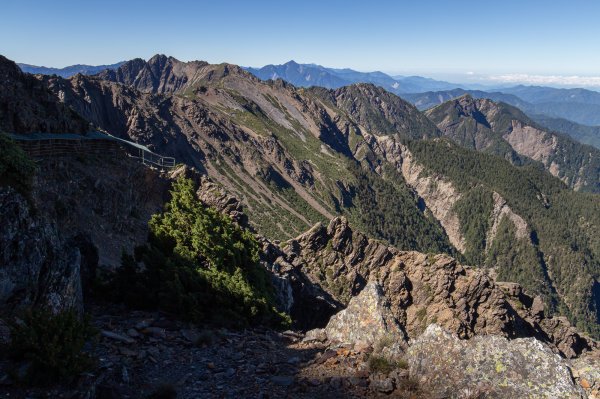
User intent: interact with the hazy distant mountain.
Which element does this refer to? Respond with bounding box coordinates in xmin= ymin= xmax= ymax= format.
xmin=402 ymin=89 xmax=529 ymax=110
xmin=245 ymin=60 xmax=349 ymax=89
xmin=392 ymin=75 xmax=461 ymax=92
xmin=245 ymin=60 xmax=459 ymax=93
xmin=17 ymin=61 xmax=125 ymax=78
xmin=501 ymin=85 xmax=600 ymax=104
xmin=497 ymin=85 xmax=600 ymax=125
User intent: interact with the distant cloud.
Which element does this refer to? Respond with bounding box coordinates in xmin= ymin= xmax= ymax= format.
xmin=488 ymin=73 xmax=600 ymax=87
xmin=466 ymin=71 xmax=475 ymax=75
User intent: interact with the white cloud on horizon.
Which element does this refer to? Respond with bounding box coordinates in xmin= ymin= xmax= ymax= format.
xmin=488 ymin=73 xmax=600 ymax=87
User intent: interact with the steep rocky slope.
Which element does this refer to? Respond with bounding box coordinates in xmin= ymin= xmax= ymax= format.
xmin=42 ymin=55 xmax=453 ymax=254
xmin=0 ymin=56 xmax=89 ymax=134
xmin=426 ymin=94 xmax=600 ymax=192
xmin=0 ymin=152 xmax=171 ymax=316
xmin=6 ymin=53 xmax=596 ymax=336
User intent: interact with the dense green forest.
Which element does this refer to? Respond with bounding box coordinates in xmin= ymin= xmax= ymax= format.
xmin=345 ymin=160 xmax=456 ymax=256
xmin=407 ymin=138 xmax=600 ymax=337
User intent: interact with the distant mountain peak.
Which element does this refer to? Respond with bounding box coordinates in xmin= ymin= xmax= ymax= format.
xmin=17 ymin=60 xmax=125 ymax=78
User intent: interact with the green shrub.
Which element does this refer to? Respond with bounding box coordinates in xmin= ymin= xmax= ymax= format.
xmin=0 ymin=133 xmax=36 ymax=195
xmin=368 ymin=355 xmax=396 ymax=374
xmin=8 ymin=309 xmax=97 ymax=385
xmin=108 ymin=177 xmax=290 ymax=329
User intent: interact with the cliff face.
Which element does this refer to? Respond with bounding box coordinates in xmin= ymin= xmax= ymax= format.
xmin=0 ymin=153 xmax=173 ymax=317
xmin=0 ymin=187 xmax=84 ymax=315
xmin=0 ymin=56 xmax=89 ymax=134
xmin=288 ymin=217 xmax=596 ymax=358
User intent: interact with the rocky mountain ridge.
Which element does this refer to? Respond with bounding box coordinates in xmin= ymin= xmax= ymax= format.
xmin=0 ymin=55 xmax=89 ymax=134
xmin=2 ymin=53 xmax=599 ymax=338
xmin=2 ymin=122 xmax=600 ymax=399
xmin=425 ymin=94 xmax=600 ymax=192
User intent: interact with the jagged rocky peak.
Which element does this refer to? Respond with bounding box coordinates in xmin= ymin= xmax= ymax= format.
xmin=96 ymin=54 xmax=255 ymax=95
xmin=309 ymin=82 xmax=440 ymax=139
xmin=296 ymin=217 xmax=597 ymax=359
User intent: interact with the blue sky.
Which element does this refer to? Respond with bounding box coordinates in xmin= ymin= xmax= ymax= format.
xmin=2 ymin=0 xmax=600 ymax=84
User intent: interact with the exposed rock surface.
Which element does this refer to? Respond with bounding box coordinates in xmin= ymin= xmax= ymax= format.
xmin=571 ymin=354 xmax=600 ymax=398
xmin=320 ymin=281 xmax=406 ymax=347
xmin=32 ymin=155 xmax=171 ymax=269
xmin=396 ymin=142 xmax=466 ymax=253
xmin=0 ymin=153 xmax=172 ymax=315
xmin=0 ymin=55 xmax=89 ymax=134
xmin=487 ymin=191 xmax=529 ymax=247
xmin=0 ymin=187 xmax=83 ymax=314
xmin=296 ymin=217 xmax=597 ymax=358
xmin=407 ymin=324 xmax=586 ymax=399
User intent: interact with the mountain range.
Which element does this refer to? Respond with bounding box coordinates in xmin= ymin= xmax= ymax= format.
xmin=17 ymin=61 xmax=125 ymax=78
xmin=3 ymin=51 xmax=600 ymax=396
xmin=19 ymin=58 xmax=600 ymax=134
xmin=245 ymin=60 xmax=460 ymax=94
xmin=2 ymin=54 xmax=599 ymax=339
xmin=405 ymin=86 xmax=600 ymax=127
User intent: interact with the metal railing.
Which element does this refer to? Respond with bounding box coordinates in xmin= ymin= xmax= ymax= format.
xmin=6 ymin=131 xmax=176 ymax=170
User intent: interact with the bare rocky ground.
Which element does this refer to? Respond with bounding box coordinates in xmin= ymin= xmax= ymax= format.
xmin=0 ymin=304 xmax=427 ymax=399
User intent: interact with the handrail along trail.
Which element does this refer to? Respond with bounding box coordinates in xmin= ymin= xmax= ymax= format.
xmin=6 ymin=131 xmax=176 ymax=170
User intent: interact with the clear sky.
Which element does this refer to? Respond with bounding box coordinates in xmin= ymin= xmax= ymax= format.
xmin=2 ymin=0 xmax=600 ymax=83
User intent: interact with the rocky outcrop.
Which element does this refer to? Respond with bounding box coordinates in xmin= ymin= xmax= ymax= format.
xmin=486 ymin=191 xmax=529 ymax=248
xmin=0 ymin=187 xmax=84 ymax=314
xmin=0 ymin=55 xmax=89 ymax=134
xmin=571 ymin=355 xmax=600 ymax=399
xmin=32 ymin=155 xmax=170 ymax=269
xmin=407 ymin=324 xmax=586 ymax=399
xmin=0 ymin=151 xmax=174 ymax=315
xmin=317 ymin=281 xmax=406 ymax=347
xmin=297 ymin=217 xmax=597 ymax=358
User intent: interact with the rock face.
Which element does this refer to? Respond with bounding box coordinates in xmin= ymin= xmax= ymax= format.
xmin=32 ymin=155 xmax=170 ymax=269
xmin=297 ymin=217 xmax=597 ymax=358
xmin=0 ymin=187 xmax=84 ymax=314
xmin=321 ymin=281 xmax=406 ymax=347
xmin=0 ymin=55 xmax=89 ymax=134
xmin=486 ymin=191 xmax=529 ymax=247
xmin=0 ymin=153 xmax=173 ymax=315
xmin=396 ymin=142 xmax=466 ymax=253
xmin=407 ymin=324 xmax=585 ymax=399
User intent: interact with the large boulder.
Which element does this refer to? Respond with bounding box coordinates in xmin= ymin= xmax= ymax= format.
xmin=407 ymin=324 xmax=585 ymax=399
xmin=320 ymin=281 xmax=406 ymax=347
